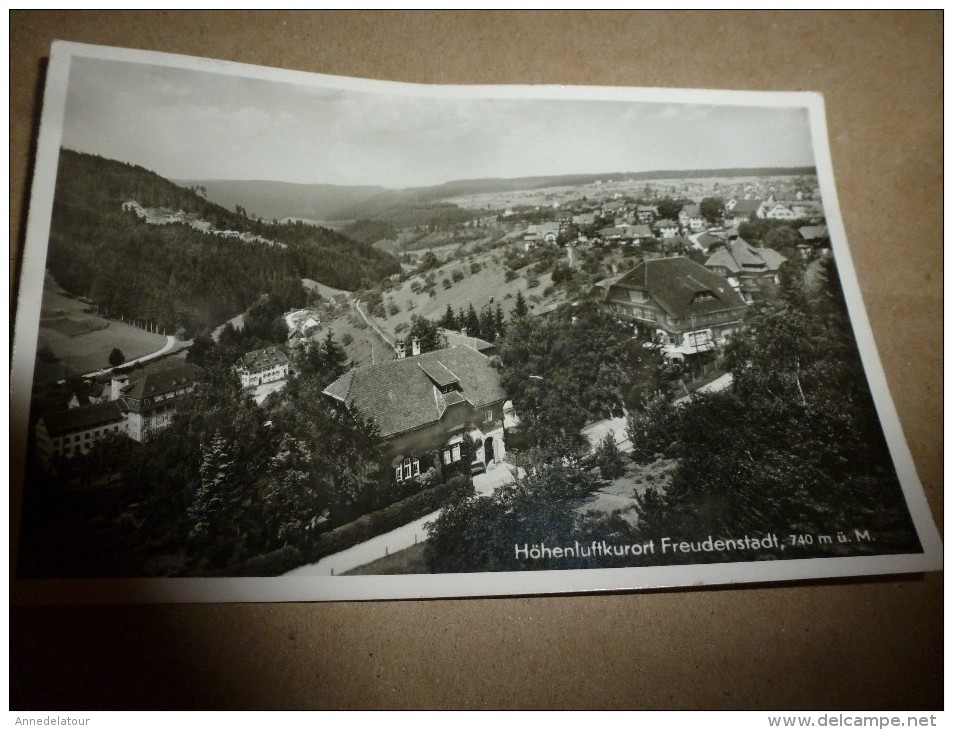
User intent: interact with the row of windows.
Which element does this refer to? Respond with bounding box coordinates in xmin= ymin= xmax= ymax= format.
xmin=54 ymin=424 xmax=121 ymax=446
xmin=395 ymin=457 xmax=421 ymax=482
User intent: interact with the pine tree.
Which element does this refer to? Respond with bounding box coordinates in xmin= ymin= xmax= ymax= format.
xmin=440 ymin=303 xmax=457 ymax=331
xmin=513 ymin=290 xmax=529 ymax=318
xmin=465 ymin=303 xmax=480 ymax=338
xmin=321 ymin=331 xmax=348 ymax=382
xmin=188 ymin=432 xmax=246 ymax=567
xmin=478 ymin=306 xmax=497 ymax=342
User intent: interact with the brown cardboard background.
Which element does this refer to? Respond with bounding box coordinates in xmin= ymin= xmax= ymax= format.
xmin=9 ymin=11 xmax=942 ymax=709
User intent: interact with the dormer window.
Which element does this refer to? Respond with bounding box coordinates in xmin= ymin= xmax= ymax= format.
xmin=418 ymin=360 xmax=460 ymax=393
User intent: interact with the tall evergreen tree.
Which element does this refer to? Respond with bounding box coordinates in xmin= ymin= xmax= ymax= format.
xmin=478 ymin=306 xmax=497 ymax=342
xmin=513 ymin=290 xmax=529 ymax=318
xmin=464 ymin=303 xmax=481 ymax=338
xmin=440 ymin=303 xmax=457 ymax=331
xmin=320 ymin=330 xmax=349 ymax=382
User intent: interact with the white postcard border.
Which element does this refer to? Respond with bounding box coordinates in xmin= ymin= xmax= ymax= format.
xmin=9 ymin=41 xmax=942 ymax=604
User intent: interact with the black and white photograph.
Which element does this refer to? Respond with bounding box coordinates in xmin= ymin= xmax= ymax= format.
xmin=10 ymin=41 xmax=941 ymax=602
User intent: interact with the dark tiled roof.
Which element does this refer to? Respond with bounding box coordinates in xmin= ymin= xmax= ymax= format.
xmin=240 ymin=346 xmax=289 ymax=371
xmin=121 ymin=363 xmax=202 ymax=412
xmin=417 ymin=359 xmax=459 ymax=388
xmin=705 ymin=239 xmax=787 ymax=274
xmin=655 ymin=219 xmax=678 ymax=228
xmin=799 ymin=225 xmax=829 ymax=241
xmin=323 ymin=346 xmax=507 ymax=438
xmin=609 ymin=257 xmax=747 ymax=319
xmin=440 ymin=331 xmax=495 ymax=354
xmin=628 ymin=224 xmax=653 ymax=238
xmin=42 ymin=401 xmax=125 ymax=437
xmin=695 ymin=232 xmax=725 ymax=249
xmin=731 ymin=199 xmax=763 ymax=215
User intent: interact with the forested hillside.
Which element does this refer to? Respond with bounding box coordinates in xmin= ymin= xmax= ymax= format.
xmin=45 ymin=150 xmax=400 ymax=337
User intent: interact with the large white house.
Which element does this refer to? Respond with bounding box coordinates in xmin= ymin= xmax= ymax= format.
xmin=237 ymin=346 xmax=291 ymax=388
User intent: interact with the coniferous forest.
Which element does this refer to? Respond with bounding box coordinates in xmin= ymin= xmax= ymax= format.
xmin=45 ymin=150 xmax=400 ymax=338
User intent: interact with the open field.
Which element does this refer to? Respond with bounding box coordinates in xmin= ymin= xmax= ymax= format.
xmin=33 ymin=287 xmax=168 ymax=383
xmin=301 ymin=278 xmax=351 ymax=300
xmin=325 ymin=311 xmax=397 ymax=368
xmin=375 ymin=244 xmax=559 ymax=340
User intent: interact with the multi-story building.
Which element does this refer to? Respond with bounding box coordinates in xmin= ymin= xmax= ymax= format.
xmin=34 ymin=360 xmax=204 ymax=474
xmin=119 ymin=363 xmax=202 ymax=442
xmin=237 ymin=346 xmax=291 ymax=388
xmin=592 ymin=256 xmax=749 ymax=360
xmin=34 ymin=401 xmax=127 ymax=471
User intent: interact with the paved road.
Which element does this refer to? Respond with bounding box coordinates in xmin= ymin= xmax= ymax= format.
xmin=82 ymin=335 xmax=183 ymax=378
xmin=674 ymin=372 xmax=733 ymax=404
xmin=581 ymin=414 xmax=632 ymax=453
xmin=285 ymin=510 xmax=441 ymax=576
xmin=285 ymin=463 xmax=520 ymax=576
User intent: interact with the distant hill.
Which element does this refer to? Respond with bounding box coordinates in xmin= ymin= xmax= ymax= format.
xmin=180 ymin=167 xmax=817 ymax=224
xmin=177 ymin=178 xmax=386 ymax=224
xmin=46 ymin=150 xmax=400 ymax=338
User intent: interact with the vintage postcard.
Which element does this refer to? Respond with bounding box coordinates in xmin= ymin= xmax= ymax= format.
xmin=10 ymin=42 xmax=941 ymax=603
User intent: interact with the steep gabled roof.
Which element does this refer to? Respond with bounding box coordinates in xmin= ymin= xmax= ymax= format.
xmin=609 ymin=257 xmax=746 ymax=319
xmin=322 ymin=346 xmax=507 ymax=438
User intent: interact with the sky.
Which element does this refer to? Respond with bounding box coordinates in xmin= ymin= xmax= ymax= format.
xmin=61 ymin=55 xmax=818 ymax=190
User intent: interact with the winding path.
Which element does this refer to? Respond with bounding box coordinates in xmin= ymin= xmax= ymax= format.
xmin=81 ymin=335 xmax=186 ymax=378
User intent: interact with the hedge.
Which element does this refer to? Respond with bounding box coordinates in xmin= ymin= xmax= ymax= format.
xmin=222 ymin=474 xmax=473 ymax=576
xmin=308 ymin=474 xmax=473 ymax=563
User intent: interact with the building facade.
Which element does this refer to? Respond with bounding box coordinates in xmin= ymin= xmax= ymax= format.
xmin=323 ymin=345 xmax=508 ymax=484
xmin=592 ymin=256 xmax=749 ymax=360
xmin=704 ymin=236 xmax=788 ymax=304
xmin=238 ymin=346 xmax=291 ymax=388
xmin=34 ymin=401 xmax=127 ymax=471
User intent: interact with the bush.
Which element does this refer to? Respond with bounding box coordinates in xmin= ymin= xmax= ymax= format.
xmin=470 ymin=262 xmax=482 ymax=274
xmin=394 ymin=322 xmax=409 ymax=334
xmin=387 ymin=302 xmax=400 ymax=316
xmin=527 ymin=276 xmax=540 ymax=289
xmin=594 ymin=433 xmax=626 ymax=480
xmin=442 ymin=278 xmax=452 ymax=289
xmin=451 ymin=269 xmax=465 ymax=283
xmin=504 ymin=269 xmax=519 ymax=283
xmin=341 ymin=333 xmax=354 ymax=346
